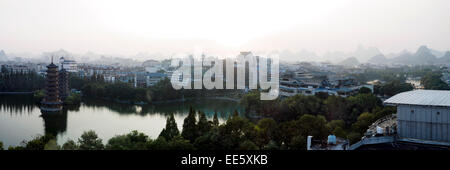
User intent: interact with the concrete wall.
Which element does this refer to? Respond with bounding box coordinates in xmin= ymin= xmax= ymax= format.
xmin=397 ymin=105 xmax=449 ymax=142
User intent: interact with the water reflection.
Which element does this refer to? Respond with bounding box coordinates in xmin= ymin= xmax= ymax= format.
xmin=0 ymin=94 xmax=242 ymax=147
xmin=0 ymin=94 xmax=36 ymax=115
xmin=82 ymin=98 xmax=242 ymax=119
xmin=41 ymin=109 xmax=67 ymax=137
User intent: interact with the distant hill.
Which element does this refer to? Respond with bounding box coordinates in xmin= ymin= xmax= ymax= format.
xmin=367 ymin=54 xmax=388 ymax=64
xmin=0 ymin=50 xmax=7 ymax=61
xmin=339 ymin=57 xmax=359 ymax=67
xmin=437 ymin=51 xmax=450 ymax=64
xmin=390 ymin=45 xmax=437 ymax=65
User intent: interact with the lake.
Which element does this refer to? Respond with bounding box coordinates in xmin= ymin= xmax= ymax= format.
xmin=0 ymin=94 xmax=243 ymax=147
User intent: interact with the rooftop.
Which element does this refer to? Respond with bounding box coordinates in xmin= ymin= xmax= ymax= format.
xmin=384 ymin=90 xmax=450 ymax=107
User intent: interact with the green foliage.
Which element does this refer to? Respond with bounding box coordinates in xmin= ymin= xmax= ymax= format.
xmin=324 ymin=96 xmax=349 ymax=121
xmin=289 ymin=136 xmax=306 ymax=150
xmin=44 ymin=139 xmax=60 ymax=150
xmin=421 ymin=71 xmax=450 ymax=90
xmin=255 ymin=118 xmax=277 ymax=149
xmin=167 ymin=135 xmax=195 ymax=150
xmin=0 ymin=141 xmax=3 ymax=150
xmin=297 ymin=114 xmax=329 ymax=140
xmin=327 ymin=119 xmax=347 ymax=138
xmin=352 ymin=112 xmax=375 ymax=134
xmin=21 ymin=134 xmax=55 ymax=150
xmin=197 ymin=111 xmax=212 ymax=136
xmin=358 ymin=87 xmax=372 ymax=94
xmin=0 ymin=70 xmax=44 ymax=92
xmin=62 ymin=140 xmax=79 ymax=150
xmin=33 ymin=89 xmax=45 ymax=102
xmin=279 ymin=94 xmax=321 ymax=121
xmin=377 ymin=80 xmax=414 ymax=96
xmin=373 ymin=106 xmax=396 ymax=120
xmin=332 ymin=127 xmax=347 ymax=139
xmin=64 ymin=93 xmax=81 ymax=105
xmin=106 ymin=130 xmax=149 ymax=150
xmin=78 ymin=130 xmax=104 ymax=150
xmin=82 ymin=82 xmax=150 ymax=103
xmin=193 ymin=128 xmax=221 ymax=150
xmin=347 ymin=132 xmax=362 ymax=145
xmin=159 ymin=114 xmax=180 ymax=141
xmin=212 ymin=112 xmax=219 ymax=127
xmin=264 ymin=140 xmax=279 ymax=150
xmin=146 ymin=137 xmax=169 ymax=150
xmin=218 ymin=113 xmax=257 ymax=150
xmin=239 ymin=140 xmax=258 ymax=150
xmin=241 ymin=90 xmax=280 ymax=117
xmin=182 ymin=107 xmax=198 ymax=142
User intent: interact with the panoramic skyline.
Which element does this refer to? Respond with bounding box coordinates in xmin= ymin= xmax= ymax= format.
xmin=1 ymin=0 xmax=450 ymax=58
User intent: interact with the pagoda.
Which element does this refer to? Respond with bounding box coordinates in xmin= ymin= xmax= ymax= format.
xmin=59 ymin=64 xmax=69 ymax=101
xmin=41 ymin=57 xmax=62 ymax=112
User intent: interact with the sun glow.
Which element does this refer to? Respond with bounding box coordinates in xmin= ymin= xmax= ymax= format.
xmin=93 ymin=0 xmax=345 ymax=47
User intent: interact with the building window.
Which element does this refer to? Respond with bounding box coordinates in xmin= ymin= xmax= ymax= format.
xmin=437 ymin=112 xmax=440 ymax=115
xmin=411 ymin=110 xmax=414 ymax=113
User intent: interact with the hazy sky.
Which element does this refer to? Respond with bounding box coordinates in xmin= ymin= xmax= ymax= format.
xmin=1 ymin=0 xmax=449 ymax=56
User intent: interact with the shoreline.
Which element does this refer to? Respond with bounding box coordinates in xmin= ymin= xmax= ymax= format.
xmin=82 ymin=96 xmax=241 ymax=105
xmin=0 ymin=92 xmax=34 ymax=94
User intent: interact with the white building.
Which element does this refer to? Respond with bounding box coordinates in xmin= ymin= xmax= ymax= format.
xmin=142 ymin=59 xmax=162 ymax=73
xmin=59 ymin=57 xmax=78 ymax=73
xmin=384 ymin=90 xmax=450 ymax=142
xmin=145 ymin=73 xmax=167 ymax=87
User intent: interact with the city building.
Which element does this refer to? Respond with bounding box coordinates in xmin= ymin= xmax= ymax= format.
xmin=59 ymin=57 xmax=78 ymax=73
xmin=146 ymin=73 xmax=167 ymax=87
xmin=384 ymin=90 xmax=450 ymax=142
xmin=1 ymin=64 xmax=33 ymax=74
xmin=348 ymin=90 xmax=450 ymax=150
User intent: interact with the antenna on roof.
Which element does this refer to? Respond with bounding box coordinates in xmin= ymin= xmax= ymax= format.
xmin=51 ymin=55 xmax=54 ymax=64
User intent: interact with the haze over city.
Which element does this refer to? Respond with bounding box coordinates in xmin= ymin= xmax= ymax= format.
xmin=1 ymin=0 xmax=450 ymax=61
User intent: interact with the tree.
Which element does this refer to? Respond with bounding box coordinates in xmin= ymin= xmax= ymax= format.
xmin=358 ymin=87 xmax=372 ymax=94
xmin=182 ymin=107 xmax=198 ymax=142
xmin=297 ymin=114 xmax=328 ymax=141
xmin=289 ymin=136 xmax=306 ymax=150
xmin=347 ymin=132 xmax=362 ymax=144
xmin=22 ymin=134 xmax=54 ymax=150
xmin=197 ymin=111 xmax=211 ymax=136
xmin=218 ymin=114 xmax=257 ymax=150
xmin=62 ymin=140 xmax=79 ymax=150
xmin=255 ymin=118 xmax=277 ymax=149
xmin=352 ymin=112 xmax=375 ymax=134
xmin=0 ymin=141 xmax=3 ymax=150
xmin=193 ymin=128 xmax=221 ymax=150
xmin=212 ymin=112 xmax=219 ymax=127
xmin=279 ymin=95 xmax=322 ymax=121
xmin=378 ymin=80 xmax=413 ymax=96
xmin=239 ymin=140 xmax=258 ymax=150
xmin=147 ymin=137 xmax=169 ymax=150
xmin=327 ymin=120 xmax=345 ymax=131
xmin=327 ymin=119 xmax=347 ymax=138
xmin=106 ymin=130 xmax=149 ymax=150
xmin=324 ymin=96 xmax=349 ymax=121
xmin=78 ymin=130 xmax=104 ymax=150
xmin=421 ymin=72 xmax=450 ymax=90
xmin=332 ymin=126 xmax=347 ymax=139
xmin=44 ymin=139 xmax=60 ymax=150
xmin=159 ymin=114 xmax=180 ymax=141
xmin=168 ymin=135 xmax=195 ymax=150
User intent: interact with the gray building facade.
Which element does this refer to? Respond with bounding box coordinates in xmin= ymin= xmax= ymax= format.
xmin=385 ymin=90 xmax=450 ymax=143
xmin=397 ymin=105 xmax=449 ymax=142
